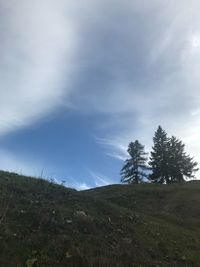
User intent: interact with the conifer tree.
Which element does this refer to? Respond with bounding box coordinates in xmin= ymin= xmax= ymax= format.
xmin=149 ymin=126 xmax=199 ymax=184
xmin=149 ymin=126 xmax=170 ymax=183
xmin=168 ymin=136 xmax=198 ymax=182
xmin=121 ymin=140 xmax=148 ymax=184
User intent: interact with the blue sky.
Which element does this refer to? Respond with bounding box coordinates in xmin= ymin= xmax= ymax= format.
xmin=0 ymin=0 xmax=200 ymax=189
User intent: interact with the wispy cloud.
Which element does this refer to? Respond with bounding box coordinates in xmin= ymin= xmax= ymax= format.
xmin=64 ymin=176 xmax=91 ymax=191
xmin=1 ymin=0 xmax=200 ymax=180
xmin=0 ymin=0 xmax=78 ymax=134
xmin=96 ymin=137 xmax=128 ymax=161
xmin=88 ymin=169 xmax=114 ymax=187
xmin=68 ymin=0 xmax=200 ymax=169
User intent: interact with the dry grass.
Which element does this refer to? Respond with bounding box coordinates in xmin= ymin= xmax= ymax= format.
xmin=0 ymin=171 xmax=200 ymax=266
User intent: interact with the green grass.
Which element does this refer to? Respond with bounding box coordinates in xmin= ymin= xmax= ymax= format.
xmin=0 ymin=171 xmax=200 ymax=266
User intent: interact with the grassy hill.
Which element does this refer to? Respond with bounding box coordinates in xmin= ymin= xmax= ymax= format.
xmin=0 ymin=171 xmax=200 ymax=267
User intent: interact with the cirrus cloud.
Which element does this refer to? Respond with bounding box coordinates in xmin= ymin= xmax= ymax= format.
xmin=0 ymin=0 xmax=200 ymax=179
xmin=0 ymin=0 xmax=79 ymax=134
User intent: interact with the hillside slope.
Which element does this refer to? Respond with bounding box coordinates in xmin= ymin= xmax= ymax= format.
xmin=0 ymin=171 xmax=200 ymax=267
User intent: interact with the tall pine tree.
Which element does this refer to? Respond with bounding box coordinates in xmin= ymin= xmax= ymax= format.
xmin=121 ymin=140 xmax=148 ymax=184
xmin=149 ymin=126 xmax=199 ymax=184
xmin=149 ymin=126 xmax=170 ymax=183
xmin=168 ymin=136 xmax=198 ymax=182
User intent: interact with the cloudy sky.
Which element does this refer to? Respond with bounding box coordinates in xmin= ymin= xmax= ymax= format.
xmin=0 ymin=0 xmax=200 ymax=189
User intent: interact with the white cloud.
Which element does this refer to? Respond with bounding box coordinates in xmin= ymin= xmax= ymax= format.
xmin=96 ymin=137 xmax=128 ymax=161
xmin=0 ymin=0 xmax=78 ymax=134
xmin=88 ymin=169 xmax=114 ymax=187
xmin=64 ymin=176 xmax=92 ymax=190
xmin=76 ymin=183 xmax=91 ymax=191
xmin=68 ymin=0 xmax=200 ymax=174
xmin=1 ymin=0 xmax=200 ymax=179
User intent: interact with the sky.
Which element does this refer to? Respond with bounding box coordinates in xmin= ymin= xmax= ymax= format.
xmin=0 ymin=0 xmax=200 ymax=189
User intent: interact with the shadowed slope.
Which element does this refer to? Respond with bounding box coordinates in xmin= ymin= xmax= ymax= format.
xmin=0 ymin=171 xmax=200 ymax=266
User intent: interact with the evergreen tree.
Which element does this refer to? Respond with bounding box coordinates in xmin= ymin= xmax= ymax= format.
xmin=121 ymin=140 xmax=148 ymax=184
xmin=168 ymin=136 xmax=199 ymax=182
xmin=149 ymin=126 xmax=199 ymax=184
xmin=149 ymin=126 xmax=170 ymax=183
